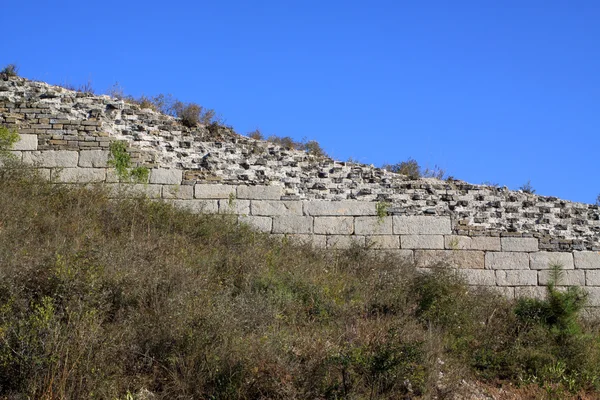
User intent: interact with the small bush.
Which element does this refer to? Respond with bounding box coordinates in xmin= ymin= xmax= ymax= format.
xmin=383 ymin=158 xmax=445 ymax=180
xmin=0 ymin=126 xmax=19 ymax=160
xmin=0 ymin=64 xmax=18 ymax=78
xmin=172 ymin=101 xmax=216 ymax=127
xmin=108 ymin=140 xmax=149 ymax=183
xmin=519 ymin=180 xmax=536 ymax=194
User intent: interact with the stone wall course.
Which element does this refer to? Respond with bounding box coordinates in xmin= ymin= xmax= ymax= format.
xmin=313 ymin=217 xmax=354 ymax=235
xmin=485 ymin=252 xmax=529 ymax=270
xmin=393 ymin=216 xmax=452 ymax=235
xmin=304 ymin=201 xmax=376 ymax=216
xmin=415 ymin=250 xmax=484 ymax=269
xmin=251 ymin=200 xmax=303 ymax=216
xmin=530 ymin=252 xmax=574 ymax=270
xmin=401 ymin=235 xmax=445 ymax=249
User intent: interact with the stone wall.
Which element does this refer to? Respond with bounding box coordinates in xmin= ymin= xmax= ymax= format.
xmin=2 ymin=76 xmax=600 ymax=306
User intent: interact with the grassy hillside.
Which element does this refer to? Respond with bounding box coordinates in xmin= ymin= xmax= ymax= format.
xmin=0 ymin=162 xmax=600 ymax=399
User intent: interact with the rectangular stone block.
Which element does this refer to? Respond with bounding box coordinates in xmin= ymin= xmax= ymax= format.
xmin=238 ymin=215 xmax=272 ymax=233
xmin=23 ymin=150 xmax=78 ymax=167
xmin=366 ymin=235 xmax=400 ymax=249
xmin=314 ymin=217 xmax=354 ymax=235
xmin=171 ymin=199 xmax=218 ymax=213
xmin=496 ymin=270 xmax=537 ymax=286
xmin=52 ymin=168 xmax=106 ymax=183
xmin=149 ymin=168 xmax=182 ymax=185
xmin=162 ymin=185 xmax=194 ymax=199
xmin=194 ymin=184 xmax=237 ymax=199
xmin=327 ymin=235 xmax=365 ymax=249
xmin=515 ymin=287 xmax=547 ymax=300
xmin=354 ymin=216 xmax=392 ymax=235
xmin=251 ymin=200 xmax=303 ymax=216
xmin=107 ymin=184 xmax=162 ymax=199
xmin=401 ymin=235 xmax=444 ymax=249
xmin=303 ymin=201 xmax=376 ymax=216
xmin=538 ymin=270 xmax=585 ymax=286
xmin=584 ymin=287 xmax=600 ymax=307
xmin=471 ymin=237 xmax=501 ymax=251
xmin=272 ymin=216 xmax=313 ymax=234
xmin=529 ymin=252 xmax=574 ymax=270
xmin=459 ymin=269 xmax=496 ymax=286
xmin=574 ymin=251 xmax=600 ymax=269
xmin=415 ymin=250 xmax=485 ymax=269
xmin=444 ymin=235 xmax=471 ymax=250
xmin=393 ymin=216 xmax=451 ymax=235
xmin=501 ymin=237 xmax=538 ymax=252
xmin=218 ymin=199 xmax=250 ymax=215
xmin=586 ymin=271 xmax=600 ymax=286
xmin=13 ymin=133 xmax=38 ymax=150
xmin=485 ymin=252 xmax=529 ymax=270
xmin=237 ymin=185 xmax=283 ymax=200
xmin=373 ymin=249 xmax=414 ymax=264
xmin=78 ymin=150 xmax=109 ymax=167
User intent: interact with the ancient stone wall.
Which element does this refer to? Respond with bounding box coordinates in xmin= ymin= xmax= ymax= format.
xmin=2 ymin=76 xmax=600 ymax=306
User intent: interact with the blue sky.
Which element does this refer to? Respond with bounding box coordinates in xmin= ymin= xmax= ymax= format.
xmin=2 ymin=1 xmax=599 ymax=204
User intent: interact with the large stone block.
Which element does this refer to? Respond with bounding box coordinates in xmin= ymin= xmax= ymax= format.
xmin=13 ymin=133 xmax=37 ymax=150
xmin=496 ymin=270 xmax=537 ymax=286
xmin=150 ymin=168 xmax=182 ymax=185
xmin=584 ymin=287 xmax=600 ymax=307
xmin=171 ymin=199 xmax=218 ymax=213
xmin=272 ymin=216 xmax=313 ymax=234
xmin=23 ymin=150 xmax=78 ymax=167
xmin=313 ymin=217 xmax=354 ymax=235
xmin=444 ymin=235 xmax=471 ymax=250
xmin=78 ymin=150 xmax=109 ymax=167
xmin=251 ymin=200 xmax=303 ymax=216
xmin=303 ymin=201 xmax=376 ymax=216
xmin=238 ymin=215 xmax=272 ymax=232
xmin=237 ymin=185 xmax=283 ymax=200
xmin=485 ymin=252 xmax=529 ymax=270
xmin=471 ymin=237 xmax=501 ymax=251
xmin=366 ymin=235 xmax=400 ymax=249
xmin=586 ymin=271 xmax=600 ymax=286
xmin=194 ymin=184 xmax=236 ymax=199
xmin=415 ymin=250 xmax=485 ymax=269
xmin=327 ymin=235 xmax=365 ymax=249
xmin=501 ymin=237 xmax=538 ymax=252
xmin=401 ymin=235 xmax=444 ymax=249
xmin=218 ymin=199 xmax=250 ymax=215
xmin=162 ymin=185 xmax=194 ymax=199
xmin=52 ymin=168 xmax=106 ymax=183
xmin=538 ymin=270 xmax=585 ymax=286
xmin=393 ymin=216 xmax=451 ymax=235
xmin=515 ymin=287 xmax=547 ymax=300
xmin=459 ymin=269 xmax=496 ymax=286
xmin=354 ymin=217 xmax=392 ymax=235
xmin=574 ymin=251 xmax=600 ymax=269
xmin=529 ymin=252 xmax=574 ymax=270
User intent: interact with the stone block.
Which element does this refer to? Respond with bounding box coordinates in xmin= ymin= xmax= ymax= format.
xmin=496 ymin=270 xmax=537 ymax=286
xmin=303 ymin=201 xmax=376 ymax=216
xmin=586 ymin=271 xmax=600 ymax=286
xmin=251 ymin=200 xmax=303 ymax=216
xmin=108 ymin=184 xmax=162 ymax=199
xmin=162 ymin=185 xmax=194 ymax=199
xmin=52 ymin=168 xmax=106 ymax=183
xmin=23 ymin=150 xmax=78 ymax=167
xmin=194 ymin=184 xmax=236 ymax=199
xmin=501 ymin=237 xmax=538 ymax=252
xmin=485 ymin=252 xmax=529 ymax=270
xmin=171 ymin=199 xmax=218 ymax=213
xmin=238 ymin=215 xmax=272 ymax=232
xmin=393 ymin=216 xmax=452 ymax=235
xmin=415 ymin=250 xmax=485 ymax=269
xmin=490 ymin=287 xmax=515 ymax=299
xmin=314 ymin=217 xmax=354 ymax=235
xmin=459 ymin=269 xmax=496 ymax=286
xmin=327 ymin=235 xmax=365 ymax=249
xmin=374 ymin=249 xmax=414 ymax=264
xmin=354 ymin=216 xmax=392 ymax=235
xmin=13 ymin=133 xmax=38 ymax=150
xmin=444 ymin=235 xmax=471 ymax=250
xmin=272 ymin=216 xmax=313 ymax=234
xmin=149 ymin=168 xmax=182 ymax=185
xmin=237 ymin=185 xmax=283 ymax=200
xmin=574 ymin=251 xmax=600 ymax=269
xmin=401 ymin=235 xmax=444 ymax=249
xmin=538 ymin=270 xmax=585 ymax=286
xmin=529 ymin=252 xmax=574 ymax=270
xmin=78 ymin=150 xmax=109 ymax=167
xmin=471 ymin=237 xmax=501 ymax=251
xmin=584 ymin=287 xmax=600 ymax=307
xmin=366 ymin=235 xmax=400 ymax=249
xmin=515 ymin=287 xmax=547 ymax=300
xmin=218 ymin=199 xmax=250 ymax=215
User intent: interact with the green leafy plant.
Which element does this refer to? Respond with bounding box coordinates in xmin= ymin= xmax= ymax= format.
xmin=0 ymin=126 xmax=19 ymax=160
xmin=108 ymin=141 xmax=149 ymax=183
xmin=375 ymin=201 xmax=390 ymax=223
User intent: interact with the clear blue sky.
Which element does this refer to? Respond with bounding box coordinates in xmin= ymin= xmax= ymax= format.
xmin=2 ymin=1 xmax=599 ymax=204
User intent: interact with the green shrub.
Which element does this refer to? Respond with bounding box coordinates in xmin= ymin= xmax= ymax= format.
xmin=0 ymin=126 xmax=19 ymax=160
xmin=383 ymin=158 xmax=445 ymax=180
xmin=108 ymin=140 xmax=149 ymax=183
xmin=0 ymin=64 xmax=18 ymax=78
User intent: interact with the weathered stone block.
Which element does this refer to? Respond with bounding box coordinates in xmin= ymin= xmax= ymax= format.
xmin=327 ymin=235 xmax=365 ymax=249
xmin=374 ymin=249 xmax=414 ymax=264
xmin=366 ymin=235 xmax=400 ymax=249
xmin=52 ymin=168 xmax=105 ymax=183
xmin=574 ymin=251 xmax=600 ymax=269
xmin=162 ymin=185 xmax=194 ymax=199
xmin=150 ymin=168 xmax=182 ymax=185
xmin=354 ymin=217 xmax=392 ymax=235
xmin=194 ymin=184 xmax=236 ymax=199
xmin=515 ymin=287 xmax=547 ymax=300
xmin=415 ymin=250 xmax=485 ymax=269
xmin=237 ymin=185 xmax=283 ymax=200
xmin=401 ymin=235 xmax=444 ymax=249
xmin=444 ymin=235 xmax=471 ymax=250
xmin=78 ymin=150 xmax=109 ymax=167
xmin=218 ymin=199 xmax=250 ymax=215
xmin=530 ymin=252 xmax=574 ymax=270
xmin=586 ymin=271 xmax=600 ymax=286
xmin=251 ymin=200 xmax=303 ymax=216
xmin=13 ymin=133 xmax=37 ymax=150
xmin=272 ymin=216 xmax=313 ymax=234
xmin=496 ymin=270 xmax=537 ymax=286
xmin=303 ymin=201 xmax=376 ymax=216
xmin=485 ymin=252 xmax=529 ymax=270
xmin=107 ymin=184 xmax=162 ymax=199
xmin=471 ymin=237 xmax=501 ymax=251
xmin=23 ymin=150 xmax=78 ymax=167
xmin=171 ymin=199 xmax=218 ymax=213
xmin=459 ymin=269 xmax=496 ymax=286
xmin=238 ymin=215 xmax=272 ymax=232
xmin=501 ymin=237 xmax=538 ymax=252
xmin=538 ymin=270 xmax=585 ymax=286
xmin=314 ymin=217 xmax=354 ymax=235
xmin=584 ymin=287 xmax=600 ymax=307
xmin=393 ymin=216 xmax=452 ymax=235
